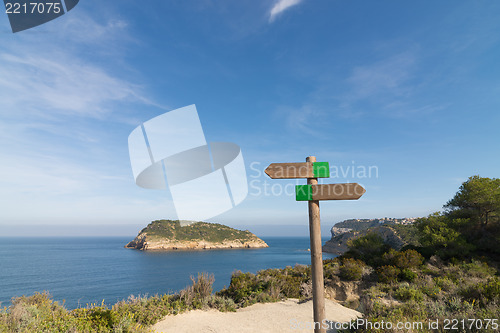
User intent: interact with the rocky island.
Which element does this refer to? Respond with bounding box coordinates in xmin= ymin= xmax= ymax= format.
xmin=126 ymin=220 xmax=269 ymax=251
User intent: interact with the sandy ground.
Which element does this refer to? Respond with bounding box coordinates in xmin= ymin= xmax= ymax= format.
xmin=153 ymin=298 xmax=362 ymax=333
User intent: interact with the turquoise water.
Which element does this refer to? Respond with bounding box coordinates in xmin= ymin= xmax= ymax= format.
xmin=0 ymin=237 xmax=334 ymax=309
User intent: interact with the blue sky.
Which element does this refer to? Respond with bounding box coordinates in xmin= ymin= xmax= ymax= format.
xmin=0 ymin=0 xmax=499 ymax=237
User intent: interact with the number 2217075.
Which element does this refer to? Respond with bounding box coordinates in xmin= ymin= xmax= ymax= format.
xmin=5 ymin=2 xmax=62 ymax=15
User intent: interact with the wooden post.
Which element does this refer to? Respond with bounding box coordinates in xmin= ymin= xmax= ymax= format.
xmin=265 ymin=157 xmax=365 ymax=332
xmin=306 ymin=156 xmax=326 ymax=333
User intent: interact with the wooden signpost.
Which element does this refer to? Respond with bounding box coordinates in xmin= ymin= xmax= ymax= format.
xmin=265 ymin=156 xmax=366 ymax=333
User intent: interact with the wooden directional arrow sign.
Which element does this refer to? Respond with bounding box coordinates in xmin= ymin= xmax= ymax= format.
xmin=265 ymin=162 xmax=330 ymax=179
xmin=295 ymin=183 xmax=365 ymax=201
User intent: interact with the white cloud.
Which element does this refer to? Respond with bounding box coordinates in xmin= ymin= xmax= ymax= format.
xmin=0 ymin=10 xmax=152 ymax=119
xmin=0 ymin=53 xmax=144 ymax=118
xmin=284 ymin=105 xmax=324 ymax=135
xmin=346 ymin=51 xmax=416 ymax=101
xmin=269 ymin=0 xmax=303 ymax=22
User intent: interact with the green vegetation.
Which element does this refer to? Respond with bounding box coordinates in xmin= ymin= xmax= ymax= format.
xmin=338 ymin=176 xmax=500 ymax=332
xmin=0 ymin=273 xmax=235 ymax=333
xmin=445 ymin=175 xmax=500 ymax=228
xmin=376 ymin=265 xmax=400 ymax=284
xmin=221 ymin=175 xmax=500 ymax=332
xmin=217 ymin=265 xmax=311 ymax=307
xmin=416 ymin=176 xmax=500 ymax=259
xmin=140 ymin=220 xmax=256 ymax=242
xmin=415 ymin=213 xmax=474 ymax=259
xmin=339 ymin=258 xmax=365 ymax=281
xmin=388 ymin=223 xmax=420 ymax=247
xmin=344 ymin=233 xmax=391 ymax=266
xmin=350 ymin=259 xmax=500 ymax=333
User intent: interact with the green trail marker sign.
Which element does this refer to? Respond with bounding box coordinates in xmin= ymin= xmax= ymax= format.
xmin=265 ymin=156 xmax=366 ymax=333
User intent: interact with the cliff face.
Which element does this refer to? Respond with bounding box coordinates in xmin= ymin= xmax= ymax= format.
xmin=126 ymin=220 xmax=268 ymax=251
xmin=322 ymin=226 xmax=405 ymax=255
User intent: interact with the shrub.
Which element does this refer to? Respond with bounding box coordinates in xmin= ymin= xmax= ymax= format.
xmin=479 ymin=278 xmax=500 ymax=301
xmin=421 ymin=284 xmax=441 ymax=299
xmin=377 ymin=265 xmax=400 ymax=284
xmin=382 ymin=248 xmax=424 ymax=270
xmin=461 ymin=277 xmax=500 ymax=305
xmin=280 ymin=265 xmax=309 ymax=298
xmin=179 ymin=272 xmax=214 ymax=308
xmin=394 ymin=250 xmax=424 ymax=269
xmin=394 ymin=285 xmax=424 ymax=302
xmin=218 ymin=265 xmax=310 ymax=306
xmin=399 ymin=268 xmax=417 ymax=282
xmin=205 ymin=295 xmax=236 ymax=312
xmin=217 ymin=271 xmax=263 ymax=304
xmin=433 ymin=276 xmax=455 ymax=292
xmin=381 ymin=249 xmax=398 ymax=266
xmin=323 ymin=259 xmax=338 ymax=280
xmin=445 ymin=296 xmax=463 ymax=312
xmin=339 ymin=258 xmax=364 ymax=281
xmin=2 ymin=292 xmax=80 ymax=333
xmin=345 ymin=233 xmax=391 ymax=266
xmin=461 ymin=260 xmax=496 ymax=279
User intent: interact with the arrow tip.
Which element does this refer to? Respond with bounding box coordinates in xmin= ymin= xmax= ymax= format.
xmin=355 ymin=184 xmax=366 ymax=197
xmin=264 ymin=165 xmax=272 ymax=178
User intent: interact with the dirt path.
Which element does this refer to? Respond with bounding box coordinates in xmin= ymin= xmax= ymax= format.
xmin=153 ymin=298 xmax=362 ymax=333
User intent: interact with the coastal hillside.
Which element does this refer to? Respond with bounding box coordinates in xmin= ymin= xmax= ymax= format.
xmin=322 ymin=226 xmax=407 ymax=255
xmin=126 ymin=220 xmax=268 ymax=250
xmin=323 ymin=220 xmax=420 ymax=255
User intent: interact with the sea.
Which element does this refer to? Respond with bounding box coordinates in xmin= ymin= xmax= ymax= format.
xmin=0 ymin=237 xmax=335 ymax=309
